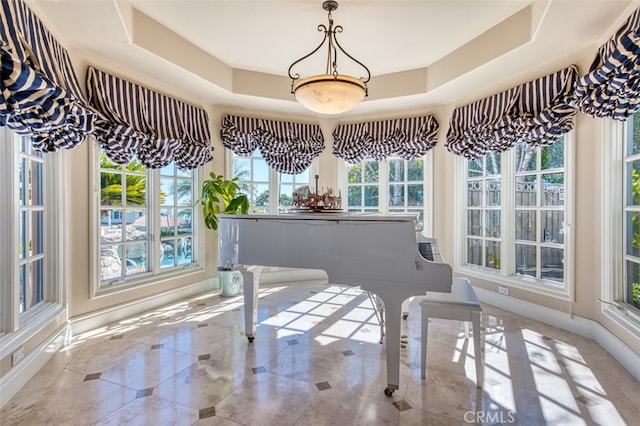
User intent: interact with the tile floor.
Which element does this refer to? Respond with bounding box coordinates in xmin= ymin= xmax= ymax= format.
xmin=2 ymin=280 xmax=639 ymax=425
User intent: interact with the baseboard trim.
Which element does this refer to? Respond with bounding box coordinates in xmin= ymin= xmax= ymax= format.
xmin=70 ymin=269 xmax=328 ymax=336
xmin=474 ymin=286 xmax=640 ymax=382
xmin=0 ymin=323 xmax=68 ymax=408
xmin=70 ymin=279 xmax=214 ymax=336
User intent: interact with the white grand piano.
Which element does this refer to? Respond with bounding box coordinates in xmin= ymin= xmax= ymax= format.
xmin=218 ymin=213 xmax=452 ymax=396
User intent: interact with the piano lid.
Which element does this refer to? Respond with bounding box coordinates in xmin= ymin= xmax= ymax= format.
xmin=219 ymin=212 xmax=420 ymax=222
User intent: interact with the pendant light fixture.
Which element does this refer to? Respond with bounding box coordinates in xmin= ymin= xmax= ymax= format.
xmin=287 ymin=1 xmax=371 ymax=115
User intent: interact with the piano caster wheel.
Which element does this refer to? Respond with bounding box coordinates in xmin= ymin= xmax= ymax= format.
xmin=247 ymin=337 xmax=255 ymax=343
xmin=402 ymin=313 xmax=408 ymax=320
xmin=384 ymin=387 xmax=395 ymax=397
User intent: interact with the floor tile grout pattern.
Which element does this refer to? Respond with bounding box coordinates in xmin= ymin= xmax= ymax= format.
xmin=2 ymin=280 xmax=639 ymax=425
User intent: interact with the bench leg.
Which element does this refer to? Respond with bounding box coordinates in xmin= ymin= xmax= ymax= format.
xmin=472 ymin=311 xmax=483 ymax=388
xmin=421 ymin=313 xmax=428 ymax=379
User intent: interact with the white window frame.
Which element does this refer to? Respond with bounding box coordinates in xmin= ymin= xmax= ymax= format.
xmin=0 ymin=128 xmax=66 ymax=357
xmin=454 ymin=132 xmax=575 ymax=300
xmin=602 ymin=118 xmax=640 ymax=335
xmin=337 ymin=152 xmax=434 ymax=235
xmin=90 ymin=140 xmax=203 ymax=298
xmin=226 ymin=149 xmax=319 ymax=215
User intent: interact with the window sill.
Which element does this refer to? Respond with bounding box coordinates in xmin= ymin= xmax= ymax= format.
xmin=456 ymin=265 xmax=571 ymax=301
xmin=0 ymin=303 xmax=66 ymax=359
xmin=93 ymin=264 xmax=205 ymax=299
xmin=603 ymin=304 xmax=640 ymax=339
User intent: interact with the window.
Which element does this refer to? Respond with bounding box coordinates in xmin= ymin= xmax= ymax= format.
xmin=233 ymin=150 xmax=270 ymax=213
xmin=18 ymin=138 xmax=46 ymax=313
xmin=603 ymin=114 xmax=640 ymax=328
xmin=466 ymin=153 xmax=501 ymax=270
xmin=96 ymin=147 xmax=198 ymax=293
xmin=0 ymin=128 xmax=64 ymax=344
xmin=344 ymin=155 xmax=432 ymax=232
xmin=278 ymin=169 xmax=312 ymax=212
xmin=459 ymin=134 xmax=573 ymax=297
xmin=231 ymin=150 xmax=317 ymax=214
xmin=347 ymin=159 xmax=379 ymax=213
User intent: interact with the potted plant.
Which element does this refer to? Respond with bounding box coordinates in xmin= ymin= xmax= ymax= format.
xmin=198 ymin=172 xmax=249 ymax=296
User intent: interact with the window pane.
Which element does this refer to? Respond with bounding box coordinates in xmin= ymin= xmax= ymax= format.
xmin=176 ymin=179 xmax=192 ymax=206
xmin=542 ymin=173 xmax=564 ymax=206
xmin=348 ymin=186 xmax=362 ymax=206
xmin=19 ymin=264 xmax=26 ymax=313
xmin=254 ymin=184 xmax=269 ymax=206
xmin=234 ymin=157 xmax=251 ymax=180
xmin=467 ymin=181 xmax=483 ymax=207
xmin=541 ymin=211 xmax=564 ymax=244
xmin=364 ymin=185 xmax=379 ymax=207
xmin=515 ymin=144 xmax=537 ymax=172
xmin=388 ymin=159 xmax=404 ymax=182
xmin=486 ymin=210 xmax=500 ymax=238
xmin=468 ymin=158 xmax=483 ymax=178
xmin=515 ymin=244 xmax=537 ymax=277
xmin=626 ymin=260 xmax=640 ymax=309
xmin=125 ymin=171 xmax=146 ymax=207
xmin=253 ymin=158 xmax=269 ymax=182
xmin=160 ymin=209 xmax=176 ymax=237
xmin=515 ymin=175 xmax=536 ymax=207
xmin=19 ymin=211 xmax=26 ymax=259
xmin=101 ymin=245 xmax=122 ymax=281
xmin=29 ymin=159 xmax=44 ymax=205
xmin=30 ymin=258 xmax=44 ymax=308
xmin=541 ymin=138 xmax=564 ymax=170
xmin=486 ymin=179 xmax=500 ymax=206
xmin=348 ymin=163 xmax=362 ymax=183
xmin=407 ymin=184 xmax=423 ymax=206
xmin=626 ymin=160 xmax=640 ymax=206
xmin=124 ymin=242 xmax=147 ymax=276
xmin=126 ymin=210 xmax=147 ymax=240
xmin=467 ymin=238 xmax=482 ymax=266
xmin=389 ymin=184 xmax=404 ymax=206
xmin=177 ymin=209 xmax=193 ymax=235
xmin=364 ymin=162 xmax=379 ymax=183
xmin=407 ymin=158 xmax=423 ymax=181
xmin=515 ymin=210 xmax=536 ymax=241
xmin=486 ymin=241 xmax=500 ymax=270
xmin=485 ymin=153 xmax=501 ymax=176
xmin=626 ymin=211 xmax=640 ymax=257
xmin=30 ymin=210 xmax=44 ymax=255
xmin=101 ymin=172 xmax=122 ymax=206
xmin=468 ymin=210 xmax=482 ymax=236
xmin=160 ymin=178 xmax=175 ymax=206
xmin=541 ymin=247 xmax=563 ymax=282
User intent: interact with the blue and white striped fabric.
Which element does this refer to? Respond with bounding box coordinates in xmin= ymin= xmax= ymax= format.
xmin=0 ymin=0 xmax=95 ymax=151
xmin=445 ymin=88 xmax=519 ymax=158
xmin=220 ymin=115 xmax=324 ymax=175
xmin=446 ymin=66 xmax=578 ymax=159
xmin=574 ymin=7 xmax=640 ymax=120
xmin=332 ymin=115 xmax=439 ymax=163
xmin=86 ymin=66 xmax=213 ymax=170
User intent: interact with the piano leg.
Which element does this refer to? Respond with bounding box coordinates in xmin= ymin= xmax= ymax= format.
xmin=239 ymin=266 xmax=262 ymax=342
xmin=382 ymin=300 xmax=402 ymax=397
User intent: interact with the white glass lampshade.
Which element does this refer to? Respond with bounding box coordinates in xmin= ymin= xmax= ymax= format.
xmin=293 ymin=74 xmax=366 ymax=115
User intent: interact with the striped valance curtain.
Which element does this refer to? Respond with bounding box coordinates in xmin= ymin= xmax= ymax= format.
xmin=220 ymin=114 xmax=324 ymax=174
xmin=574 ymin=7 xmax=640 ymax=120
xmin=446 ymin=65 xmax=578 ymax=158
xmin=86 ymin=67 xmax=213 ymax=170
xmin=332 ymin=115 xmax=439 ymax=163
xmin=0 ymin=0 xmax=95 ymax=151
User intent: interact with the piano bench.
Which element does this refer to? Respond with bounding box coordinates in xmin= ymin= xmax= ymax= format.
xmin=420 ymin=278 xmax=483 ymax=388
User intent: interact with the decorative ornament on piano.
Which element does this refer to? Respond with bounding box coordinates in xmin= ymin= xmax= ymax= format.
xmin=292 ymin=174 xmax=342 ymax=212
